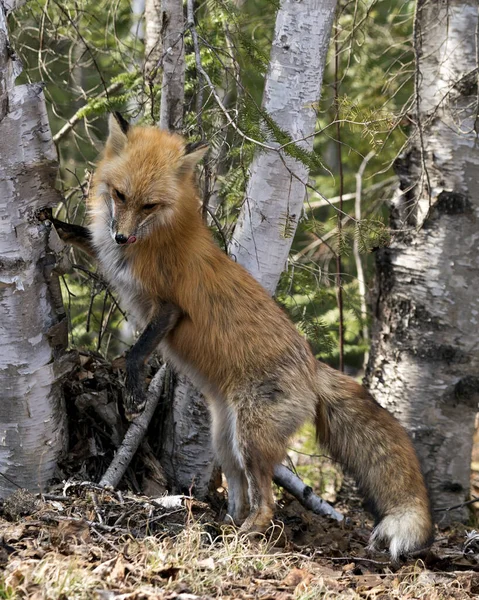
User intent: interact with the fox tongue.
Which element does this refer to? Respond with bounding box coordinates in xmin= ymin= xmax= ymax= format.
xmin=127 ymin=235 xmax=137 ymax=244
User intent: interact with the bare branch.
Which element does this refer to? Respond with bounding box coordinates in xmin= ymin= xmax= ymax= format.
xmin=273 ymin=464 xmax=344 ymax=522
xmin=99 ymin=365 xmax=167 ymax=489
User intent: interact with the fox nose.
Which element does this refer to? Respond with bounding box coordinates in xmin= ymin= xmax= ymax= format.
xmin=115 ymin=233 xmax=128 ymax=245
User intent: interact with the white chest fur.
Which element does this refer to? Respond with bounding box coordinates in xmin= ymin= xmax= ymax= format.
xmin=89 ymin=208 xmax=149 ymax=328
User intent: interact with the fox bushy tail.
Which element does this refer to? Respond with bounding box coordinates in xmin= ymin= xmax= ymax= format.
xmin=315 ymin=363 xmax=433 ymax=560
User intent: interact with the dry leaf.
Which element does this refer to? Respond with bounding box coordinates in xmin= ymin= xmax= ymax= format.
xmin=57 ymin=519 xmax=91 ymax=543
xmin=281 ymin=568 xmax=312 ymax=588
xmin=0 ymin=523 xmax=26 ymax=542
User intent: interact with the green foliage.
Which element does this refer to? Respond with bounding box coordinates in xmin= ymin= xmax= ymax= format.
xmin=0 ymin=577 xmax=14 ymax=600
xmin=9 ymin=0 xmax=415 ymax=368
xmin=355 ymin=217 xmax=391 ymax=253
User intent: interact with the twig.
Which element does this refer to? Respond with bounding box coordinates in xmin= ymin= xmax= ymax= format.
xmin=305 ymin=177 xmax=396 ymax=210
xmin=326 ymin=555 xmax=391 ymax=566
xmin=40 ymin=514 xmax=128 ymax=535
xmin=435 ymin=495 xmax=479 ymax=512
xmin=99 ymin=365 xmax=167 ymax=489
xmin=205 ymin=205 xmax=228 ymax=253
xmin=52 ymin=81 xmax=123 ymax=144
xmin=354 ymin=150 xmax=375 ymax=356
xmin=273 ymin=464 xmax=344 ymax=522
xmin=0 ymin=470 xmax=21 ymax=489
xmin=91 ymin=526 xmax=120 ymax=552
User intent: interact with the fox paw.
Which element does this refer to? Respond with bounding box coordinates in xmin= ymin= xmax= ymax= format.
xmin=238 ymin=507 xmax=273 ymax=536
xmin=124 ymin=389 xmax=146 ymax=421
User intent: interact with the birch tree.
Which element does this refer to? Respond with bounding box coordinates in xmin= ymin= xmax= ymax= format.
xmin=229 ymin=0 xmax=337 ymax=295
xmin=365 ymin=0 xmax=479 ymax=521
xmin=0 ymin=0 xmax=71 ymax=497
xmin=145 ymin=0 xmax=185 ymax=130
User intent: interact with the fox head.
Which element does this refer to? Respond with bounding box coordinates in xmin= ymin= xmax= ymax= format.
xmin=89 ymin=113 xmax=207 ymax=245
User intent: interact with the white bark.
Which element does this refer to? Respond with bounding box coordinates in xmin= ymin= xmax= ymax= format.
xmin=0 ymin=2 xmax=70 ymax=497
xmin=131 ymin=0 xmax=145 ymax=41
xmin=144 ymin=0 xmax=185 ymax=130
xmin=158 ymin=0 xmax=185 ymax=130
xmin=229 ymin=0 xmax=337 ymax=294
xmin=365 ymin=0 xmax=479 ymax=521
xmin=144 ymin=0 xmax=163 ymax=79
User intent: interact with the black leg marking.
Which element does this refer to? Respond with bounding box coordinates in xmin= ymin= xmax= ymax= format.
xmin=124 ymin=303 xmax=181 ymax=419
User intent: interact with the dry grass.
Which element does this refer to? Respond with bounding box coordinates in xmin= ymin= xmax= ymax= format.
xmin=1 ymin=487 xmax=479 ymax=599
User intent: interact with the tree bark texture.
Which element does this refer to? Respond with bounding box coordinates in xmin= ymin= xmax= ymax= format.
xmin=158 ymin=0 xmax=185 ymax=130
xmin=0 ymin=1 xmax=71 ymax=497
xmin=229 ymin=0 xmax=337 ymax=295
xmin=160 ymin=375 xmax=218 ymax=499
xmin=144 ymin=0 xmax=163 ymax=79
xmin=145 ymin=0 xmax=185 ymax=130
xmin=365 ymin=0 xmax=479 ymax=522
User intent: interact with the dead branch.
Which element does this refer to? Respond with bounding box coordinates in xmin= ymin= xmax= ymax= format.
xmin=99 ymin=365 xmax=167 ymax=489
xmin=273 ymin=464 xmax=344 ymax=522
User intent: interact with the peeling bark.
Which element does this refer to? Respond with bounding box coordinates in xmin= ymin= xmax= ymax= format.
xmin=0 ymin=1 xmax=71 ymax=497
xmin=365 ymin=0 xmax=479 ymax=521
xmin=229 ymin=0 xmax=337 ymax=295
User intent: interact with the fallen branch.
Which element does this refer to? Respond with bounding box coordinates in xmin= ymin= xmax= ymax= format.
xmin=273 ymin=464 xmax=344 ymax=522
xmin=99 ymin=365 xmax=167 ymax=489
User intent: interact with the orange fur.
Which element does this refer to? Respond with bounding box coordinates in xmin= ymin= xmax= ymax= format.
xmin=81 ymin=117 xmax=433 ymax=559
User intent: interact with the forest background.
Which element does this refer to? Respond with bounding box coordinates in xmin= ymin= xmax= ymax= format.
xmin=2 ymin=0 xmax=479 ymax=597
xmin=11 ymin=0 xmax=403 ymax=367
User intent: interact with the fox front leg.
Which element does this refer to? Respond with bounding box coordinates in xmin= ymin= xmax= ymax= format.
xmin=51 ymin=218 xmax=96 ymax=258
xmin=38 ymin=208 xmax=96 ymax=258
xmin=125 ymin=303 xmax=181 ymax=420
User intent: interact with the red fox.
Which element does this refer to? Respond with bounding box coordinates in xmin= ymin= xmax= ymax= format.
xmin=51 ymin=113 xmax=433 ymax=560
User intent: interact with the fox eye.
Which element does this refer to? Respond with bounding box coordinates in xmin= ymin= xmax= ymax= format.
xmin=142 ymin=203 xmax=156 ymax=211
xmin=114 ymin=189 xmax=126 ymax=203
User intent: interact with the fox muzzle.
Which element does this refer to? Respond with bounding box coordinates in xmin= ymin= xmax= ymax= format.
xmin=115 ymin=234 xmax=137 ymax=245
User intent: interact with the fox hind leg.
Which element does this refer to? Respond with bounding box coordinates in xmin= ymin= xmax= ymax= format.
xmin=233 ymin=406 xmax=282 ymax=534
xmin=232 ymin=383 xmax=314 ymax=534
xmin=209 ymin=401 xmax=250 ymax=524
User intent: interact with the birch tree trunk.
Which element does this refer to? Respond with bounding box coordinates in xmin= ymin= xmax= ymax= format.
xmin=0 ymin=1 xmax=71 ymax=497
xmin=158 ymin=0 xmax=185 ymax=130
xmin=229 ymin=0 xmax=337 ymax=295
xmin=364 ymin=0 xmax=479 ymax=522
xmin=144 ymin=0 xmax=185 ymax=130
xmin=144 ymin=0 xmax=163 ymax=79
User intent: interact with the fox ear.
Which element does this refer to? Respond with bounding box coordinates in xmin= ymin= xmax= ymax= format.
xmin=179 ymin=142 xmax=208 ymax=175
xmin=106 ymin=112 xmax=130 ymax=155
